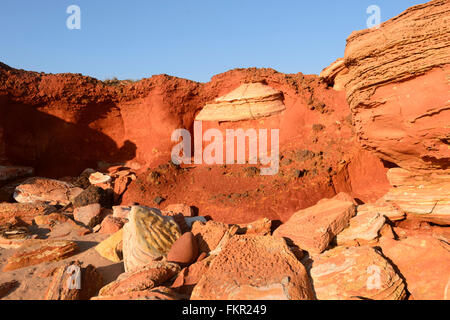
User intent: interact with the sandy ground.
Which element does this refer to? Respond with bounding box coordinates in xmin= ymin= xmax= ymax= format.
xmin=0 ymin=229 xmax=124 ymax=300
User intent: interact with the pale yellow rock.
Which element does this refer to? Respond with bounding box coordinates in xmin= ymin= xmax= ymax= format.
xmin=123 ymin=206 xmax=181 ymax=272
xmin=195 ymin=82 xmax=285 ymax=122
xmin=95 ymin=229 xmax=124 ymax=263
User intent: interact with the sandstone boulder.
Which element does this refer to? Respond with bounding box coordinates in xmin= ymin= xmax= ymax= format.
xmin=380 ymin=236 xmax=450 ymax=300
xmin=97 ymin=261 xmax=180 ymax=297
xmin=191 ymin=220 xmax=238 ymax=254
xmin=73 ymin=203 xmax=102 ymax=228
xmin=99 ymin=215 xmax=125 ymax=234
xmin=123 ymin=206 xmax=181 ymax=272
xmin=273 ymin=198 xmax=356 ymax=254
xmin=191 ymin=235 xmax=314 ymax=300
xmin=3 ymin=240 xmax=78 ymax=272
xmin=336 ymin=210 xmax=386 ymax=246
xmin=167 ymin=232 xmax=199 ymax=266
xmin=0 ymin=202 xmax=56 ymax=225
xmin=310 ymin=246 xmax=407 ymax=300
xmin=163 ymin=204 xmax=195 ymax=217
xmin=13 ymin=177 xmax=82 ymax=206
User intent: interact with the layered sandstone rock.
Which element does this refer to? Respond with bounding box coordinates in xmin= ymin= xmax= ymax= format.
xmin=273 ymin=198 xmax=356 ymax=254
xmin=191 ymin=235 xmax=314 ymax=300
xmin=383 ymin=168 xmax=450 ymax=224
xmin=13 ymin=177 xmax=82 ymax=206
xmin=339 ymin=0 xmax=450 ymax=170
xmin=380 ymin=236 xmax=450 ymax=300
xmin=44 ymin=261 xmax=103 ymax=300
xmin=0 ymin=224 xmax=30 ymax=249
xmin=310 ymin=246 xmax=407 ymax=300
xmin=97 ymin=261 xmax=180 ymax=297
xmin=122 ymin=206 xmax=181 ymax=272
xmin=336 ymin=209 xmax=386 ymax=246
xmin=3 ymin=240 xmax=78 ymax=272
xmin=195 ymin=82 xmax=285 ymax=122
xmin=0 ymin=202 xmax=56 ymax=225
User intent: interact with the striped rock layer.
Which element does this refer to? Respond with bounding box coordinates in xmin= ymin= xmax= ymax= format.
xmin=123 ymin=206 xmax=181 ymax=272
xmin=195 ymin=82 xmax=285 ymax=122
xmin=310 ymin=246 xmax=407 ymax=300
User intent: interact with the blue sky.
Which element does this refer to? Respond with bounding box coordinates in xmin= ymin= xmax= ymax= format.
xmin=0 ymin=0 xmax=425 ymax=82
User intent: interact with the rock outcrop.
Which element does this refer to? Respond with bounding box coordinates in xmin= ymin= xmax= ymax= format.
xmin=191 ymin=235 xmax=314 ymax=300
xmin=335 ymin=0 xmax=450 ymax=170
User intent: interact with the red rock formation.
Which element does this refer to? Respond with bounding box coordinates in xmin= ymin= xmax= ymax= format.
xmin=0 ymin=62 xmax=391 ymax=224
xmin=326 ymin=0 xmax=450 ymax=170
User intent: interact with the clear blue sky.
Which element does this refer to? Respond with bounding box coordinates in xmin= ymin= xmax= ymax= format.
xmin=0 ymin=0 xmax=425 ymax=82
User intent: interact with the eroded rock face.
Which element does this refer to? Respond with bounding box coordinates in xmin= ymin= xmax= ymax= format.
xmin=380 ymin=236 xmax=450 ymax=300
xmin=273 ymin=198 xmax=356 ymax=254
xmin=122 ymin=206 xmax=181 ymax=272
xmin=195 ymin=82 xmax=286 ymax=122
xmin=383 ymin=168 xmax=450 ymax=224
xmin=13 ymin=177 xmax=82 ymax=206
xmin=191 ymin=235 xmax=314 ymax=300
xmin=339 ymin=0 xmax=450 ymax=170
xmin=2 ymin=240 xmax=78 ymax=272
xmin=310 ymin=246 xmax=407 ymax=300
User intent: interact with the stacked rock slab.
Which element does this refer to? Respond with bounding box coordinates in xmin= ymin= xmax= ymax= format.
xmin=273 ymin=198 xmax=356 ymax=254
xmin=310 ymin=246 xmax=407 ymax=300
xmin=195 ymin=82 xmax=285 ymax=122
xmin=13 ymin=177 xmax=82 ymax=206
xmin=191 ymin=235 xmax=314 ymax=300
xmin=383 ymin=168 xmax=450 ymax=224
xmin=2 ymin=240 xmax=78 ymax=272
xmin=122 ymin=206 xmax=181 ymax=272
